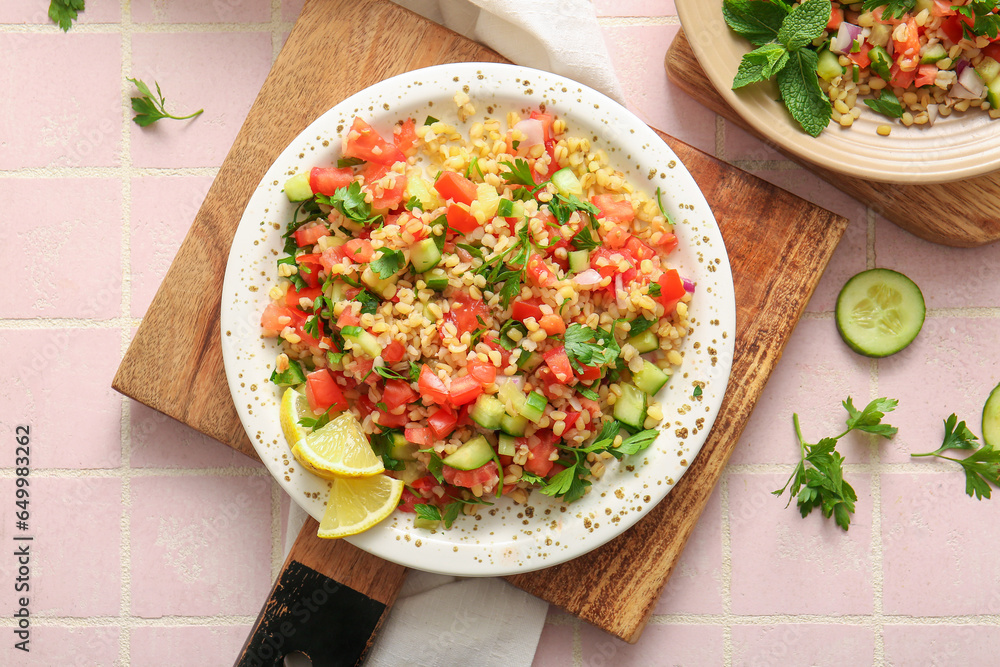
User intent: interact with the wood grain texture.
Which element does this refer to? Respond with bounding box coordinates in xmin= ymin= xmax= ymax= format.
xmin=665 ymin=29 xmax=1000 ymax=248
xmin=111 ymin=0 xmax=848 ymax=646
xmin=506 ymin=131 xmax=848 ymax=642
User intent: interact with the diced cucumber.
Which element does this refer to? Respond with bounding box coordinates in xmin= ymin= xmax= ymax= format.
xmin=498 ymin=433 xmax=518 ymax=457
xmin=423 ymin=267 xmax=450 ymax=291
xmin=343 ymin=327 xmax=382 ymax=358
xmin=613 ymin=383 xmax=647 ymax=431
xmin=914 ymin=0 xmax=934 ymax=12
xmin=500 ymin=412 xmax=528 ymax=437
xmin=976 ymin=57 xmax=1000 ymax=85
xmin=410 ymin=237 xmax=442 ymax=273
xmin=442 ymin=435 xmax=495 ymax=471
xmin=328 ymin=280 xmax=349 ymax=303
xmin=989 ymin=76 xmax=1000 ymax=113
xmin=270 ymin=358 xmax=307 ymax=387
xmin=568 ymin=250 xmax=590 ymax=274
xmin=868 ymin=23 xmax=892 ymax=49
xmin=414 ymin=516 xmax=440 ymax=530
xmin=983 ymin=382 xmax=1000 ymax=449
xmin=517 ymin=350 xmax=544 ymax=372
xmin=835 ymin=269 xmax=925 ymax=358
xmin=471 ymin=394 xmax=505 ymax=430
xmin=816 ymin=49 xmax=844 ymax=83
xmin=632 ymin=360 xmax=669 ymax=396
xmin=499 ymin=382 xmax=528 ymax=418
xmin=497 ymin=199 xmax=526 ymax=219
xmin=551 ymin=168 xmax=583 ymax=197
xmin=404 ymin=175 xmax=443 ymax=211
xmin=422 ymin=302 xmax=438 ymax=323
xmin=519 ymin=390 xmax=548 ymax=424
xmin=362 ymin=265 xmax=397 ymax=295
xmin=628 ymin=329 xmax=659 ymax=354
xmin=869 ymin=45 xmax=892 ymax=80
xmin=390 ymin=432 xmax=416 ymax=461
xmin=921 ymin=43 xmax=948 ymax=65
xmin=284 ymin=171 xmax=313 ymax=202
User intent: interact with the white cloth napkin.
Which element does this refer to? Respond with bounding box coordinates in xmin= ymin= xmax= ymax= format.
xmin=284 ymin=3 xmax=624 ymax=665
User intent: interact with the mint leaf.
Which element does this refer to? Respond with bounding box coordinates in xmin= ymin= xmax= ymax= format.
xmin=776 ymin=48 xmax=832 ymax=137
xmin=777 ymin=0 xmax=832 ymax=52
xmin=864 ymin=90 xmax=904 ymax=119
xmin=723 ymin=0 xmax=789 ymax=46
xmin=733 ymin=42 xmax=791 ymax=89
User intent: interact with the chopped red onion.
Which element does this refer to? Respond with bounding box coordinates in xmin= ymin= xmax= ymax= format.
xmin=927 ymin=104 xmax=939 ymax=126
xmin=956 ymin=59 xmax=970 ymax=77
xmin=494 ymin=375 xmax=525 ymax=391
xmin=615 ymin=275 xmax=627 ymax=310
xmin=831 ymin=22 xmax=863 ymax=55
xmin=512 ymin=118 xmax=544 ymax=148
xmin=958 ymin=66 xmax=986 ymax=98
xmin=572 ymin=269 xmax=602 ymax=287
xmin=682 ymin=277 xmax=696 ymax=293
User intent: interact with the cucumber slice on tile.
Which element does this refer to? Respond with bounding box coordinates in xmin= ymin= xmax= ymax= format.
xmin=613 ymin=383 xmax=647 ymax=431
xmin=835 ymin=269 xmax=925 ymax=358
xmin=442 ymin=435 xmax=494 ymax=471
xmin=983 ymin=383 xmax=1000 ymax=449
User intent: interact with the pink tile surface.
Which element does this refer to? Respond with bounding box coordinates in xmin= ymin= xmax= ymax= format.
xmin=0 ymin=477 xmax=122 ymax=616
xmin=129 ymin=175 xmax=214 ymax=317
xmin=0 ymin=1 xmax=120 ymax=23
xmin=531 ymin=624 xmax=574 ymax=667
xmin=731 ymin=318 xmax=872 ymax=465
xmin=130 ymin=476 xmax=272 ymax=616
xmin=654 ymin=485 xmax=723 ymax=614
xmin=0 ymin=178 xmax=123 ymax=319
xmin=580 ymin=623 xmax=724 ymax=666
xmin=130 ymin=625 xmax=253 ymax=666
xmin=875 ymin=217 xmax=1000 ymax=309
xmin=2 ymin=329 xmax=122 ymax=469
xmin=732 ymin=624 xmax=875 ymax=666
xmin=729 ymin=473 xmax=873 ymax=615
xmin=130 ymin=32 xmax=272 ymax=168
xmin=132 ymin=0 xmax=271 ymax=23
xmin=595 ymin=0 xmax=675 ymax=16
xmin=877 ymin=317 xmax=1000 ymax=463
xmin=130 ymin=402 xmax=259 ymax=469
xmin=282 ymin=0 xmax=306 ymax=21
xmin=12 ymin=626 xmax=120 ymax=666
xmin=882 ymin=473 xmax=1000 ymax=616
xmin=0 ymin=34 xmax=122 ymax=168
xmin=603 ymin=24 xmax=716 ymax=154
xmin=883 ymin=625 xmax=1000 ymax=666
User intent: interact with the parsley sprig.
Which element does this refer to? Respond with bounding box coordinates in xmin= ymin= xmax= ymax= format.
xmin=773 ymin=397 xmax=898 ymax=531
xmin=414 ymin=496 xmax=492 ymax=529
xmin=127 ymin=78 xmax=204 ymax=127
xmin=912 ymin=414 xmax=1000 ymax=500
xmin=316 ymin=181 xmax=382 ymax=227
xmin=49 ymin=0 xmax=84 ymax=30
xmin=955 ymin=0 xmax=1000 ymax=39
xmin=474 ymin=221 xmax=532 ymax=307
xmin=861 ymin=0 xmax=915 ymax=20
xmin=563 ymin=323 xmax=621 ymax=373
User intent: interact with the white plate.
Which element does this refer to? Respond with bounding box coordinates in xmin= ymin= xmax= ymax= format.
xmin=676 ymin=0 xmax=1000 ymax=184
xmin=220 ymin=63 xmax=735 ymax=577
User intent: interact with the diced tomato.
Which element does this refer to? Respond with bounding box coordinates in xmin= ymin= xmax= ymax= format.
xmin=467 ymin=359 xmax=497 ymax=385
xmin=941 ymin=15 xmax=965 ymax=44
xmin=442 ymin=461 xmax=500 ymax=490
xmin=446 ymin=202 xmax=480 ymax=234
xmin=915 ymin=64 xmax=938 ymax=88
xmin=418 ymin=364 xmax=451 ymax=405
xmin=543 ymin=346 xmax=574 ymax=384
xmin=625 ymin=236 xmax=656 ymax=262
xmin=889 ymin=61 xmax=917 ymax=89
xmin=656 ymin=269 xmax=687 ymax=313
xmin=309 ymin=167 xmax=354 ymax=196
xmin=428 ymin=406 xmax=458 ymax=439
xmin=398 ymin=487 xmax=421 ymax=513
xmin=296 ymin=253 xmax=323 ymax=288
xmin=404 ymin=427 xmax=434 ymax=447
xmin=533 ymin=365 xmax=563 ymax=401
xmin=343 ymin=116 xmax=405 ymax=165
xmin=529 ymin=110 xmax=554 ymax=141
xmin=336 ymin=307 xmax=360 ymax=329
xmin=591 ymin=194 xmax=635 ymax=223
xmin=363 ymin=162 xmax=406 ymax=210
xmin=381 ymin=340 xmax=406 ymax=365
xmin=441 ymin=293 xmax=489 ymax=336
xmin=304 ymin=369 xmax=348 ymax=413
xmin=294 ymin=224 xmax=331 ymax=247
xmin=284 ymin=284 xmax=322 ymax=309
xmin=984 ymin=42 xmax=1000 ymax=63
xmin=655 ymin=232 xmax=679 ymax=254
xmin=383 ymin=378 xmax=419 ymax=411
xmin=539 ymin=314 xmax=566 ymax=335
xmin=827 ymin=6 xmax=843 ymax=30
xmin=524 ymin=436 xmax=557 ymax=477
xmin=393 ymin=118 xmax=417 ymax=153
xmin=449 ymin=374 xmax=484 ymax=406
xmin=931 ymin=0 xmax=957 ymax=17
xmin=604 ymin=225 xmax=631 ymax=249
xmin=574 ymin=363 xmax=602 ymax=382
xmin=434 ymin=171 xmax=477 ymax=205
xmin=410 ymin=475 xmax=438 ymax=492
xmin=511 ymin=299 xmax=545 ymax=322
xmin=546 ymin=462 xmax=566 ymax=479
xmin=341 ymin=238 xmax=375 ymax=263
xmin=526 ymin=254 xmax=558 ymax=287
xmin=351 ymin=356 xmax=374 ymax=380
xmin=260 ymin=302 xmax=294 ymax=332
xmin=893 ymin=18 xmax=921 ymax=69
xmin=374 ymin=409 xmax=409 ymax=429
xmin=590 ymin=246 xmax=637 ymax=284
xmin=457 ymin=403 xmax=474 ymax=427
xmin=847 ymin=41 xmax=873 ymax=69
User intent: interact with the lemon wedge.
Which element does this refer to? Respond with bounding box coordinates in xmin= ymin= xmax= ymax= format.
xmin=318 ymin=474 xmax=404 ymax=539
xmin=292 ymin=412 xmax=384 ymax=478
xmin=279 ymin=387 xmax=314 ymax=447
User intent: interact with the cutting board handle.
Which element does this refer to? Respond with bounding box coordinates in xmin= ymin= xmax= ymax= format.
xmin=234 ymin=518 xmax=406 ymax=667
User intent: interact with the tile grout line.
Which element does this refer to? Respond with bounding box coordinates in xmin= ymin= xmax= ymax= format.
xmin=571 ymin=616 xmax=583 ymax=667
xmin=720 ymin=472 xmax=733 ymax=666
xmin=869 ymin=210 xmax=885 ymax=666
xmin=715 ymin=116 xmax=726 ymax=161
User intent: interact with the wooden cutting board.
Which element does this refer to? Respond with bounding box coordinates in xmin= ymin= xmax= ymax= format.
xmin=112 ymin=0 xmax=847 ymax=657
xmin=666 ymin=29 xmax=1000 ymax=249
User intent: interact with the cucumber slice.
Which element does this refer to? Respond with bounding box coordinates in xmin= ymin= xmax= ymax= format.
xmin=422 ymin=302 xmax=438 ymax=323
xmin=551 ymin=168 xmax=583 ymax=197
xmin=628 ymin=329 xmax=659 ymax=354
xmin=632 ymin=360 xmax=669 ymax=396
xmin=869 ymin=45 xmax=892 ymax=80
xmin=976 ymin=56 xmax=1000 ymax=85
xmin=614 ymin=383 xmax=647 ymax=431
xmin=284 ymin=171 xmax=313 ymax=202
xmin=519 ymin=390 xmax=548 ymax=423
xmin=498 ymin=433 xmax=518 ymax=457
xmin=499 ymin=382 xmax=528 ymax=418
xmin=568 ymin=250 xmax=590 ymax=274
xmin=983 ymin=383 xmax=1000 ymax=449
xmin=390 ymin=432 xmax=416 ymax=461
xmin=921 ymin=43 xmax=948 ymax=65
xmin=362 ymin=265 xmax=397 ymax=294
xmin=442 ymin=435 xmax=494 ymax=471
xmin=270 ymin=358 xmax=307 ymax=387
xmin=471 ymin=394 xmax=505 ymax=430
xmin=414 ymin=516 xmax=440 ymax=530
xmin=988 ymin=76 xmax=1000 ymax=112
xmin=423 ymin=267 xmax=450 ymax=291
xmin=817 ymin=49 xmax=844 ymax=83
xmin=516 ymin=350 xmax=544 ymax=372
xmin=500 ymin=412 xmax=528 ymax=437
xmin=343 ymin=327 xmax=382 ymax=358
xmin=869 ymin=23 xmax=892 ymax=49
xmin=835 ymin=269 xmax=925 ymax=358
xmin=410 ymin=237 xmax=442 ymax=273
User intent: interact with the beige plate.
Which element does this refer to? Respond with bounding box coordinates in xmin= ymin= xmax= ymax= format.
xmin=676 ymin=0 xmax=1000 ymax=184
